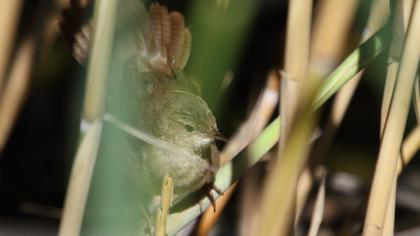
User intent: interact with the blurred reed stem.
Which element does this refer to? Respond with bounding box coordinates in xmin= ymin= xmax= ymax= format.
xmin=82 ymin=0 xmax=116 ymax=122
xmin=0 ymin=38 xmax=35 ymax=154
xmin=0 ymin=1 xmax=22 ymax=92
xmin=256 ymin=80 xmax=320 ymax=236
xmin=363 ymin=0 xmax=420 ymax=234
xmin=58 ymin=121 xmax=103 ymax=236
xmin=279 ymin=0 xmax=312 ymax=152
xmin=265 ymin=0 xmax=314 ymax=233
xmin=299 ymin=0 xmax=358 ymax=224
xmin=310 ymin=0 xmax=359 ymax=76
xmin=59 ymin=0 xmax=117 ymax=235
xmin=278 ymin=1 xmax=313 ymax=231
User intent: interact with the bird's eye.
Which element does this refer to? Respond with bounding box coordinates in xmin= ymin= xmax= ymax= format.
xmin=185 ymin=124 xmax=194 ymax=132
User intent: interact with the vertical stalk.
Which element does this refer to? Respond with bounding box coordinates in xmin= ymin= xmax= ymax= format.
xmin=300 ymin=0 xmax=358 ymax=222
xmin=256 ymin=81 xmax=320 ymax=236
xmin=380 ymin=1 xmax=414 ymax=235
xmin=58 ymin=121 xmax=103 ymax=236
xmin=59 ymin=0 xmax=117 ymax=235
xmin=363 ymin=0 xmax=420 ymax=234
xmin=279 ymin=0 xmax=312 ymax=151
xmin=82 ymin=0 xmax=116 ymax=123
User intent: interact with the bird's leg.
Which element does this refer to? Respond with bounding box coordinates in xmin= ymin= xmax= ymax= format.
xmin=203 ymin=183 xmax=224 ymax=213
xmin=154 ymin=174 xmax=174 ymax=236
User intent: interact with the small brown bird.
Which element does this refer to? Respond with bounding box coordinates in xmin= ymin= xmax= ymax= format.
xmin=112 ymin=2 xmax=221 ymax=200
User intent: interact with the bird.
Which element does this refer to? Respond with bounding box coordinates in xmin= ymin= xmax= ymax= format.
xmin=112 ymin=2 xmax=222 ymax=201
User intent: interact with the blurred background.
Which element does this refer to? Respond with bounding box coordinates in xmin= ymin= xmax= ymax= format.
xmin=0 ymin=0 xmax=419 ymax=235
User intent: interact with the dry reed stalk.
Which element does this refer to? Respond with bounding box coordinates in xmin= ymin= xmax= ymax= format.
xmin=0 ymin=38 xmax=35 ymax=154
xmin=256 ymin=0 xmax=313 ymax=234
xmin=380 ymin=1 xmax=415 ymax=235
xmin=0 ymin=1 xmax=22 ymax=92
xmin=382 ymin=124 xmax=420 ymax=235
xmin=278 ymin=0 xmax=313 ymax=233
xmin=279 ymin=0 xmax=312 ymax=152
xmin=363 ymin=0 xmax=420 ymax=234
xmin=382 ymin=180 xmax=397 ymax=236
xmin=381 ymin=124 xmax=420 ymax=235
xmin=381 ymin=0 xmax=415 ymax=133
